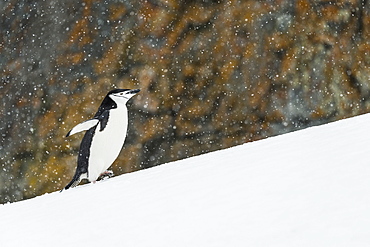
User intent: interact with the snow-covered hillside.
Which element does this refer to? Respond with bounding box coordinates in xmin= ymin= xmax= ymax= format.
xmin=1 ymin=113 xmax=370 ymax=247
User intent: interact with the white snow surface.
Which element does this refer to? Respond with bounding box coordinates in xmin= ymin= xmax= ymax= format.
xmin=2 ymin=113 xmax=370 ymax=246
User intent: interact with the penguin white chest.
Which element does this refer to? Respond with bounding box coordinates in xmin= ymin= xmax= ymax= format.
xmin=87 ymin=106 xmax=128 ymax=181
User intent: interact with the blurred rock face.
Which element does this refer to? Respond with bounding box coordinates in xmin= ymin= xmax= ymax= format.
xmin=0 ymin=0 xmax=369 ymax=203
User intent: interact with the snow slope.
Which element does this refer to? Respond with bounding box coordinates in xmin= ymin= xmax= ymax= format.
xmin=1 ymin=113 xmax=370 ymax=246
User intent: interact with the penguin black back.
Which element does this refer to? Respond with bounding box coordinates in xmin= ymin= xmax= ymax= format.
xmin=62 ymin=126 xmax=97 ymax=190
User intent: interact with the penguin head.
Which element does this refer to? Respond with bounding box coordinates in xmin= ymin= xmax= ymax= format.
xmin=108 ymin=89 xmax=140 ymax=104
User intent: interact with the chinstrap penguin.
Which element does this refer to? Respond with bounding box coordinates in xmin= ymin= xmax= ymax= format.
xmin=62 ymin=88 xmax=140 ymax=191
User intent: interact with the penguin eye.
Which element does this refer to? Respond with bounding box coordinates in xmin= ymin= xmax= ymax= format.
xmin=120 ymin=93 xmax=123 ymax=95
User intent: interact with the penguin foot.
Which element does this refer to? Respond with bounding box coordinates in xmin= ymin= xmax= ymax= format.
xmin=99 ymin=170 xmax=114 ymax=180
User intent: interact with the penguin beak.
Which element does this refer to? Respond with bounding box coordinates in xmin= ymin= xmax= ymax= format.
xmin=129 ymin=89 xmax=140 ymax=94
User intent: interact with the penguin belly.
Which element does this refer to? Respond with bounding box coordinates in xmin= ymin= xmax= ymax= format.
xmin=87 ymin=107 xmax=128 ymax=182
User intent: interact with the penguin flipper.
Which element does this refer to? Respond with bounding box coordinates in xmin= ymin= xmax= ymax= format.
xmin=66 ymin=119 xmax=99 ymax=137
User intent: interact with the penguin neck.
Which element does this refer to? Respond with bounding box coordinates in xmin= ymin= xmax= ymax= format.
xmin=111 ymin=103 xmax=128 ymax=116
xmin=115 ymin=102 xmax=128 ymax=110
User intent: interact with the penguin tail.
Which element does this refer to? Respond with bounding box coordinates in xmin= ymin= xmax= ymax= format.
xmin=60 ymin=172 xmax=82 ymax=192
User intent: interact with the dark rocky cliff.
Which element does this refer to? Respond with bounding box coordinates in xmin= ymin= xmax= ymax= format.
xmin=0 ymin=0 xmax=369 ymax=203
